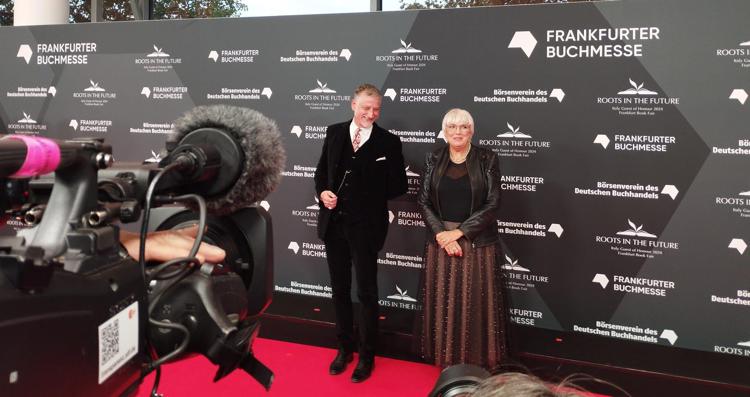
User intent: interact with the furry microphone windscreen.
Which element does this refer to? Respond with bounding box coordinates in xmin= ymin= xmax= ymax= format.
xmin=169 ymin=105 xmax=286 ymax=215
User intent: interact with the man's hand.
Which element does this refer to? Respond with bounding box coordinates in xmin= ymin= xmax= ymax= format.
xmin=320 ymin=190 xmax=338 ymax=210
xmin=436 ymin=229 xmax=463 ymax=248
xmin=444 ymin=241 xmax=463 ymax=257
xmin=121 ymin=225 xmax=226 ymax=264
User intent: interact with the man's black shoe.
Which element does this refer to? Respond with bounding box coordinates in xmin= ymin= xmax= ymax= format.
xmin=351 ymin=357 xmax=374 ymax=383
xmin=328 ymin=350 xmax=354 ymax=375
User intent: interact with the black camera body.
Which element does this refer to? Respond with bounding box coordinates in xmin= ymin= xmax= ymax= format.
xmin=0 ymin=131 xmax=275 ymax=396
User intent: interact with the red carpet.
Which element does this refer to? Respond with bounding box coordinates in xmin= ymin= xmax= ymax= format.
xmin=137 ymin=337 xmax=442 ymax=396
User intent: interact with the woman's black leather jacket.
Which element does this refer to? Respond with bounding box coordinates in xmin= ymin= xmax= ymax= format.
xmin=417 ymin=144 xmax=502 ymax=248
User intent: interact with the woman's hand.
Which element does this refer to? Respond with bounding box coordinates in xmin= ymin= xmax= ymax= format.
xmin=436 ymin=229 xmax=463 ymax=248
xmin=121 ymin=225 xmax=226 ymax=264
xmin=443 ymin=241 xmax=463 ymax=257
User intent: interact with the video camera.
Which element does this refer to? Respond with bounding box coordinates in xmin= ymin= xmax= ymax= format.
xmin=0 ymin=105 xmax=285 ymax=396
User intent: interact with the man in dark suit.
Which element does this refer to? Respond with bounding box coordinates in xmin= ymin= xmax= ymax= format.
xmin=314 ymin=83 xmax=407 ymax=382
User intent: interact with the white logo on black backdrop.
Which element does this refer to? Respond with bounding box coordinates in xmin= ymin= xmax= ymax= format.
xmin=375 ymin=39 xmax=438 ymax=72
xmin=294 ymin=80 xmax=349 ymax=111
xmin=380 ymin=284 xmax=420 ymax=310
xmin=714 ymin=341 xmax=750 ymax=357
xmin=508 ymin=308 xmax=543 ymax=326
xmin=21 ymin=42 xmax=96 ymax=65
xmin=597 ymin=78 xmax=679 ymax=116
xmin=275 ymin=281 xmax=332 ymax=298
xmin=281 ymin=48 xmax=350 ymax=63
xmin=281 ymin=164 xmax=315 ymax=178
xmin=574 ymin=181 xmax=679 ymax=200
xmin=145 ymin=150 xmax=163 ymax=163
xmin=391 ymin=210 xmax=425 ymax=228
xmin=286 ymin=241 xmax=325 ymax=258
xmin=259 ymin=201 xmax=270 ymax=212
xmin=135 ymin=45 xmax=182 ymax=72
xmin=17 ymin=44 xmax=33 ymax=64
xmin=141 ymin=86 xmax=188 ymax=100
xmin=498 ymin=220 xmax=563 ymax=238
xmin=129 ymin=121 xmax=173 ymax=135
xmin=729 ymin=89 xmax=748 ymax=105
xmin=383 ymin=87 xmax=446 ymax=103
xmin=715 ymin=189 xmax=750 ymax=219
xmin=7 ymin=85 xmax=56 ymax=98
xmin=715 ymin=40 xmax=750 ymax=71
xmin=147 ymin=45 xmax=169 ymax=57
xmin=7 ymin=111 xmax=47 ymax=134
xmin=69 ymin=118 xmax=112 ymax=133
xmin=389 ymin=127 xmax=437 ymax=145
xmin=502 ymin=254 xmax=549 ymax=292
xmin=377 ymin=251 xmax=423 ymax=269
xmin=288 ymin=241 xmax=299 ymax=255
xmin=508 ymin=31 xmax=537 ymax=57
xmin=292 ymin=198 xmax=319 ymax=228
xmin=290 ymin=125 xmax=326 ymax=140
xmin=480 ymin=123 xmax=551 ymax=158
xmin=546 ymin=27 xmax=659 ymax=59
xmin=500 ymin=174 xmax=544 ymax=192
xmin=206 ymin=87 xmax=272 ymax=101
xmin=728 ymin=238 xmax=746 ymax=254
xmin=592 ymin=273 xmax=675 ymax=297
xmin=208 ymin=49 xmax=260 ymax=63
xmin=404 ymin=166 xmax=421 ymax=196
xmin=573 ymin=320 xmax=670 ymax=345
xmin=475 ymin=88 xmax=564 ymax=104
xmin=593 ymin=133 xmax=676 ymax=153
xmin=710 ymin=283 xmax=750 ymax=310
xmin=74 ymin=80 xmax=116 ymax=107
xmin=595 ymin=219 xmax=679 ymax=258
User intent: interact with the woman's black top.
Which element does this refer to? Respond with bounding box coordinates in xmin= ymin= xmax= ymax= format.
xmin=438 ymin=161 xmax=471 ymax=222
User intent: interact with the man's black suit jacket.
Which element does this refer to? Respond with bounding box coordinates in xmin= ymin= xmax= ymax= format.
xmin=314 ymin=120 xmax=408 ymax=252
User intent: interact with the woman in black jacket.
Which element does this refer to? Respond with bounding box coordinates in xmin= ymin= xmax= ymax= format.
xmin=417 ymin=108 xmax=507 ymax=370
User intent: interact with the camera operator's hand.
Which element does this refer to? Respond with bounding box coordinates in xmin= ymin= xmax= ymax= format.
xmin=120 ymin=225 xmax=226 ymax=264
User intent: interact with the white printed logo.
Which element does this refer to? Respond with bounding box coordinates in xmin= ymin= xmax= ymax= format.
xmin=384 ymin=88 xmax=397 ymax=101
xmin=84 ymin=80 xmax=106 ymax=92
xmin=405 ymin=166 xmax=419 ymax=177
xmin=729 ymin=89 xmax=748 ymax=105
xmin=616 ymin=219 xmax=657 ymax=238
xmin=508 ymin=31 xmax=537 ymax=58
xmin=288 ymin=241 xmax=300 ymax=254
xmin=69 ymin=119 xmax=79 ymax=130
xmin=145 ymin=150 xmax=163 ymax=163
xmin=388 ymin=210 xmax=395 ymax=224
xmin=502 ymin=255 xmax=530 ymax=272
xmin=147 ymin=45 xmax=170 ymax=58
xmin=259 ymin=201 xmax=270 ymax=211
xmin=548 ymin=223 xmax=564 ymax=238
xmin=660 ymin=329 xmax=678 ymax=345
xmin=17 ymin=44 xmax=33 ymax=64
xmin=208 ymin=50 xmax=219 ymax=62
xmin=738 ymin=341 xmax=750 ymax=347
xmin=594 ymin=134 xmax=610 ymax=149
xmin=387 ymin=285 xmax=417 ymax=301
xmin=618 ymin=79 xmax=658 ymax=95
xmin=728 ymin=238 xmax=747 ymax=255
xmin=549 ymin=89 xmax=565 ymax=102
xmin=140 ymin=87 xmax=151 ymax=98
xmin=498 ymin=123 xmax=531 ymax=139
xmin=309 ymin=80 xmax=336 ymax=94
xmin=392 ymin=39 xmax=422 ymax=54
xmin=18 ymin=112 xmax=36 ymax=124
xmin=306 ymin=196 xmax=320 ymax=210
xmin=48 ymin=86 xmax=57 ymax=97
xmin=592 ymin=274 xmax=609 ymax=289
xmin=661 ymin=185 xmax=679 ymax=200
xmin=339 ymin=49 xmax=352 ymax=61
xmin=290 ymin=125 xmax=302 ymax=137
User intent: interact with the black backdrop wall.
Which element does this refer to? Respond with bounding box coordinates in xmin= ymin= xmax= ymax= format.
xmin=1 ymin=0 xmax=749 ymax=388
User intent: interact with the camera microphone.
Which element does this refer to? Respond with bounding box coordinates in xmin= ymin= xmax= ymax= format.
xmin=165 ymin=105 xmax=286 ymax=215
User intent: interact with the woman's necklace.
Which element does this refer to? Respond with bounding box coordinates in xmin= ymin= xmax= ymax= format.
xmin=449 ymin=145 xmax=471 ymax=164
